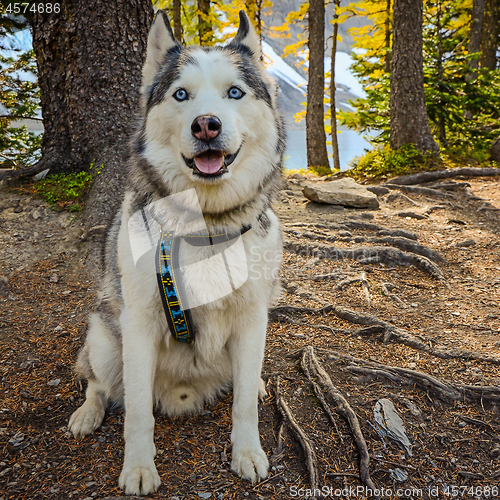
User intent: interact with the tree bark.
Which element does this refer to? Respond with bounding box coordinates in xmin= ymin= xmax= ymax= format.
xmin=306 ymin=0 xmax=330 ymax=172
xmin=469 ymin=0 xmax=486 ymax=72
xmin=389 ymin=0 xmax=439 ymax=153
xmin=173 ymin=0 xmax=183 ymax=42
xmin=330 ymin=0 xmax=341 ymax=171
xmin=384 ymin=0 xmax=392 ymax=74
xmin=480 ymin=0 xmax=500 ymax=70
xmin=31 ymin=0 xmax=154 ymax=274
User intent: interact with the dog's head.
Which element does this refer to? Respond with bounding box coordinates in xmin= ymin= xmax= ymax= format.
xmin=136 ymin=10 xmax=285 ymax=213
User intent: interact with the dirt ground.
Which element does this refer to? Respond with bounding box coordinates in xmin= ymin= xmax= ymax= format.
xmin=1 ymin=173 xmax=500 ymax=500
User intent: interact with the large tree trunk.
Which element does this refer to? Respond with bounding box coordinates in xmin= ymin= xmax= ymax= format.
xmin=173 ymin=0 xmax=183 ymax=42
xmin=480 ymin=0 xmax=500 ymax=70
xmin=306 ymin=0 xmax=330 ymax=172
xmin=31 ymin=0 xmax=154 ymax=274
xmin=390 ymin=0 xmax=439 ymax=153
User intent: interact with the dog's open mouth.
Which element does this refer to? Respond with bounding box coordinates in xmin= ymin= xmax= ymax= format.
xmin=183 ymin=149 xmax=239 ymax=178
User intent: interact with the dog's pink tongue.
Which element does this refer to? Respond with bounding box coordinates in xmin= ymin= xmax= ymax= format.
xmin=194 ymin=151 xmax=224 ymax=174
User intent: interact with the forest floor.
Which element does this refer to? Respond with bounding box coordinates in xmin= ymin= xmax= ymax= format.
xmin=1 ymin=172 xmax=500 ymax=500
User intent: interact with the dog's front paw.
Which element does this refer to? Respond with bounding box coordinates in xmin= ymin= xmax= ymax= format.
xmin=119 ymin=461 xmax=161 ymax=495
xmin=68 ymin=400 xmax=105 ymax=438
xmin=231 ymin=446 xmax=269 ymax=483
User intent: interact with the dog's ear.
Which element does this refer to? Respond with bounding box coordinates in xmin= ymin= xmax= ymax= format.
xmin=229 ymin=11 xmax=262 ymax=64
xmin=142 ymin=10 xmax=179 ymax=97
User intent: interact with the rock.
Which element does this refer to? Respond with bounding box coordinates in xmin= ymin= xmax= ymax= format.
xmin=366 ymin=185 xmax=390 ymax=196
xmin=49 ymin=273 xmax=59 ymax=283
xmin=303 ymin=178 xmax=379 ymax=209
xmin=455 ymin=238 xmax=476 ymax=247
xmin=491 ymin=137 xmax=500 ymax=162
xmin=34 ymin=168 xmax=50 ymax=181
xmin=389 ymin=468 xmax=408 ymax=482
xmin=14 ymin=206 xmax=23 ymax=213
xmin=31 ymin=208 xmax=44 ymax=220
xmin=47 ymin=378 xmax=61 ymax=386
xmin=0 ymin=276 xmax=11 ymax=298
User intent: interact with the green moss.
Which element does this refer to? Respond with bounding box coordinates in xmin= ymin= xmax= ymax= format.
xmin=346 ymin=144 xmax=440 ymax=181
xmin=31 ymin=164 xmax=102 ymax=211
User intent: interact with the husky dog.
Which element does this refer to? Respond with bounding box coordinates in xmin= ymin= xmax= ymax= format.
xmin=68 ymin=10 xmax=285 ymax=496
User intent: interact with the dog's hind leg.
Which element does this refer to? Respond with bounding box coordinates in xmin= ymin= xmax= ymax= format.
xmin=68 ymin=379 xmax=107 ymax=438
xmin=69 ymin=312 xmax=122 ymax=438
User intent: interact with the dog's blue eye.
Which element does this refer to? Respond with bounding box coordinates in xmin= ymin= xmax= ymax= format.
xmin=173 ymin=88 xmax=188 ymax=101
xmin=228 ymin=86 xmax=244 ymax=99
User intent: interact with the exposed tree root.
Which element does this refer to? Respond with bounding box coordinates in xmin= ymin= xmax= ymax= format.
xmin=359 ymin=236 xmax=443 ymax=262
xmin=317 ymin=348 xmax=500 ymax=404
xmin=386 ymin=167 xmax=500 ymax=186
xmin=334 ymin=274 xmax=371 ymax=304
xmin=385 ymin=184 xmax=455 ymax=199
xmin=288 ymin=228 xmax=443 ymax=263
xmin=301 ymin=347 xmax=378 ymax=496
xmin=428 ymin=181 xmax=471 ymax=190
xmin=285 ymin=220 xmax=420 ymax=242
xmin=0 ymin=153 xmax=56 ymax=181
xmin=269 ymin=304 xmax=500 ymax=365
xmin=274 ymin=375 xmax=319 ymax=492
xmin=284 ymin=241 xmax=445 ymax=280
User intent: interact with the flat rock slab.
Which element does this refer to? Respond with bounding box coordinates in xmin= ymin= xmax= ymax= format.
xmin=303 ymin=178 xmax=379 ymax=209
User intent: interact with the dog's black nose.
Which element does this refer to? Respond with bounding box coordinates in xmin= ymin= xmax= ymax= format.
xmin=191 ymin=115 xmax=222 ymax=141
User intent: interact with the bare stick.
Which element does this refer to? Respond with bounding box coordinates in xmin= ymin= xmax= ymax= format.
xmin=301 ymin=347 xmax=378 ymax=495
xmin=380 ymin=283 xmax=406 ymax=308
xmin=274 ymin=376 xmax=319 ymax=492
xmin=360 ymin=273 xmax=371 ymax=304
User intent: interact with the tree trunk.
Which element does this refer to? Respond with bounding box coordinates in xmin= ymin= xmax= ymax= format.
xmin=389 ymin=0 xmax=439 ymax=153
xmin=330 ymin=0 xmax=341 ymax=172
xmin=469 ymin=0 xmax=486 ymax=72
xmin=173 ymin=0 xmax=183 ymax=42
xmin=435 ymin=0 xmax=447 ymax=147
xmin=480 ymin=0 xmax=500 ymax=70
xmin=245 ymin=0 xmax=264 ymax=38
xmin=31 ymin=0 xmax=154 ymax=274
xmin=384 ymin=0 xmax=392 ymax=74
xmin=198 ymin=0 xmax=211 ymax=45
xmin=306 ymin=0 xmax=330 ymax=172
